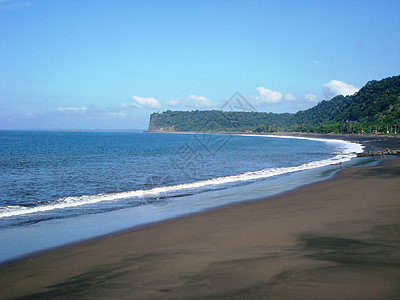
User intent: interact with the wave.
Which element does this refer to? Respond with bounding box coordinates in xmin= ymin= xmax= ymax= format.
xmin=0 ymin=137 xmax=362 ymax=219
xmin=240 ymin=134 xmax=363 ymax=152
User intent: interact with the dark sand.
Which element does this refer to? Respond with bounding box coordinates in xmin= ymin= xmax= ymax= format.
xmin=1 ymin=135 xmax=400 ymax=299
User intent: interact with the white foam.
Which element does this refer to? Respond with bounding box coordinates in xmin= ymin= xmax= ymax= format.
xmin=0 ymin=135 xmax=363 ymax=219
xmin=240 ymin=134 xmax=364 ymax=153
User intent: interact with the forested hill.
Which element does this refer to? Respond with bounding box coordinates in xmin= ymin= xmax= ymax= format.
xmin=148 ymin=75 xmax=400 ymax=134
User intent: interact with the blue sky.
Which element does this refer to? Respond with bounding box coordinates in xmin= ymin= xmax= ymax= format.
xmin=1 ymin=0 xmax=399 ymax=129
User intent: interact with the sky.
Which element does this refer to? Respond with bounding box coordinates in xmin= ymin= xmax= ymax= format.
xmin=1 ymin=0 xmax=399 ymax=130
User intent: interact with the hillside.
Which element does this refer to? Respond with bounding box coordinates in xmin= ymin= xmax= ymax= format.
xmin=292 ymin=75 xmax=400 ymax=133
xmin=148 ymin=110 xmax=293 ymax=132
xmin=148 ymin=75 xmax=400 ymax=134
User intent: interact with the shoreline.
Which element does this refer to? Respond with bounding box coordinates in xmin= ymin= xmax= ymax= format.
xmin=148 ymin=130 xmax=400 ymax=150
xmin=0 ymin=133 xmax=364 ymax=263
xmin=1 ymin=135 xmax=400 ymax=298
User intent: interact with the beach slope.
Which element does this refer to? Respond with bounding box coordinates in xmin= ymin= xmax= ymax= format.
xmin=1 ymin=157 xmax=400 ymax=299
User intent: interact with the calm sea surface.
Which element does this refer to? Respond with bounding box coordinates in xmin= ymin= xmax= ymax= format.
xmin=0 ymin=130 xmax=363 ymax=261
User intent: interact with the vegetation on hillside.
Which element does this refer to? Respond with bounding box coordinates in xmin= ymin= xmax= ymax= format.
xmin=148 ymin=75 xmax=400 ymax=134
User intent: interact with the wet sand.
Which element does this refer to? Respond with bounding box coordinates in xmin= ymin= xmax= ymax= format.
xmin=1 ymin=135 xmax=400 ymax=299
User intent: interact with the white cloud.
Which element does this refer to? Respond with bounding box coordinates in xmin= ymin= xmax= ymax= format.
xmin=131 ymin=96 xmax=162 ymax=109
xmin=283 ymin=93 xmax=298 ymax=101
xmin=119 ymin=102 xmax=129 ymax=109
xmin=304 ymin=93 xmax=318 ymax=102
xmin=248 ymin=88 xmax=320 ymax=111
xmin=245 ymin=86 xmax=323 ymax=113
xmin=167 ymin=94 xmax=214 ymax=109
xmin=108 ymin=112 xmax=128 ymax=118
xmin=255 ymin=87 xmax=283 ymax=104
xmin=58 ymin=105 xmax=87 ymax=113
xmin=322 ymin=80 xmax=359 ymax=99
xmin=2 ymin=103 xmax=151 ymax=129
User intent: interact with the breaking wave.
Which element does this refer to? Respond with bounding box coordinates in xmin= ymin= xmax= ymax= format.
xmin=0 ymin=137 xmax=363 ymax=219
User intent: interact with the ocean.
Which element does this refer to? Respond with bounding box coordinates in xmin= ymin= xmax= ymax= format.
xmin=0 ymin=130 xmax=364 ymax=262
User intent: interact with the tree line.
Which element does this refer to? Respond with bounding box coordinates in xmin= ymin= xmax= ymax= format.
xmin=148 ymin=75 xmax=400 ymax=134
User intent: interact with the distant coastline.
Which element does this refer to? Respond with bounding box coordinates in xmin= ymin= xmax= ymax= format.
xmin=148 ymin=75 xmax=400 ymax=135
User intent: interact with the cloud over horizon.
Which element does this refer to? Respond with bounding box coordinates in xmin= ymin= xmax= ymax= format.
xmin=3 ymin=79 xmax=361 ymax=129
xmin=255 ymin=87 xmax=283 ymax=104
xmin=167 ymin=94 xmax=215 ymax=109
xmin=2 ymin=104 xmax=148 ymax=130
xmin=58 ymin=105 xmax=88 ymax=113
xmin=304 ymin=93 xmax=318 ymax=103
xmin=248 ymin=87 xmax=319 ymax=112
xmin=123 ymin=96 xmax=162 ymax=110
xmin=322 ymin=80 xmax=359 ymax=99
xmin=283 ymin=93 xmax=298 ymax=102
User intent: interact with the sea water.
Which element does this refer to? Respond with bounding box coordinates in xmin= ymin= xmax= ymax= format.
xmin=0 ymin=130 xmax=364 ymax=262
